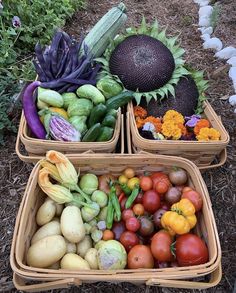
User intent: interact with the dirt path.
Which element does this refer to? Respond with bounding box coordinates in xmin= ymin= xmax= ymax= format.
xmin=1 ymin=0 xmax=236 ymax=292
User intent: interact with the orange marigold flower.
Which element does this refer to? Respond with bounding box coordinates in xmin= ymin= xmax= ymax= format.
xmin=134 ymin=106 xmax=147 ymax=119
xmin=196 ymin=127 xmax=221 ymax=141
xmin=194 ymin=119 xmax=210 ymax=135
xmin=144 ymin=116 xmax=162 ymax=132
xmin=136 ymin=117 xmax=145 ymax=129
xmin=163 ymin=110 xmax=184 ymax=124
xmin=177 ymin=123 xmax=188 ymax=136
xmin=161 ymin=121 xmax=182 ymax=140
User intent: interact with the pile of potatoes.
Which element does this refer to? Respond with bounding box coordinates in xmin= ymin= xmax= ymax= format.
xmin=26 ymin=197 xmax=98 ymax=270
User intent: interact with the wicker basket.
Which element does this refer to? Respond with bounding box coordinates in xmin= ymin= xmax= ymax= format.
xmin=127 ymin=101 xmax=229 ymax=169
xmin=10 ymin=154 xmax=221 ymax=291
xmin=16 ymin=112 xmax=124 ymax=163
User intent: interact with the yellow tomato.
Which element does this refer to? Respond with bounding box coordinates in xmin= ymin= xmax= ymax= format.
xmin=118 ymin=175 xmax=128 ymax=185
xmin=48 ymin=107 xmax=69 ymax=120
xmin=127 ymin=177 xmax=140 ymax=190
xmin=123 ymin=168 xmax=135 ymax=179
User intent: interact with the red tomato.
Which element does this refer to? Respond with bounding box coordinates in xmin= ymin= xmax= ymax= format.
xmin=181 ymin=190 xmax=203 ymax=212
xmin=122 ymin=209 xmax=134 ymax=221
xmin=155 ymin=181 xmax=169 ymax=194
xmin=128 ymin=245 xmax=154 ymax=269
xmin=176 ymin=234 xmax=209 ymax=266
xmin=120 ymin=197 xmax=128 ymax=211
xmin=151 ymin=172 xmax=170 ymax=189
xmin=140 ymin=176 xmax=153 ymax=191
xmin=126 ymin=217 xmax=140 ymax=232
xmin=151 ymin=231 xmax=173 ymax=262
xmin=142 ymin=190 xmax=161 ymax=213
xmin=120 ymin=231 xmax=139 ymax=252
xmin=134 ymin=192 xmax=143 ymax=204
xmin=132 ymin=204 xmax=145 ymax=216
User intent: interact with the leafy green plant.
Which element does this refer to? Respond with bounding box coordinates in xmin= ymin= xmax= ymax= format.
xmin=210 ymin=4 xmax=220 ymax=30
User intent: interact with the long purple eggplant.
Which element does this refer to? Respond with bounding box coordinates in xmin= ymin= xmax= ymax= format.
xmin=22 ymin=81 xmax=46 ymax=139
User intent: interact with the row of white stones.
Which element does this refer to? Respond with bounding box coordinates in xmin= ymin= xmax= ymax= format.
xmin=194 ymin=0 xmax=236 ymax=112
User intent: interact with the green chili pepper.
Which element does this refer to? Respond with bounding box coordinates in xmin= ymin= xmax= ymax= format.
xmin=125 ymin=185 xmax=140 ymax=209
xmin=110 ymin=186 xmax=121 ymax=222
xmin=106 ymin=197 xmax=114 ymax=229
xmin=120 ymin=183 xmax=132 ymax=196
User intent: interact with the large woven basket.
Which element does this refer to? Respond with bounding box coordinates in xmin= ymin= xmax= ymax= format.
xmin=127 ymin=101 xmax=229 ymax=169
xmin=16 ymin=111 xmax=124 ymax=163
xmin=10 ymin=154 xmax=221 ymax=291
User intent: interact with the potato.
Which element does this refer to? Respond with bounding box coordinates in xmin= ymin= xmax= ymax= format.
xmin=47 ymin=261 xmax=60 ymax=269
xmin=77 ymin=235 xmax=92 ymax=258
xmin=31 ymin=220 xmax=61 ymax=244
xmin=60 ymin=206 xmax=85 ymax=243
xmin=36 ymin=199 xmax=56 ymax=226
xmin=26 ymin=235 xmax=66 ymax=268
xmin=64 ymin=239 xmax=77 ymax=254
xmin=61 ymin=253 xmax=90 ymax=270
xmin=84 ymin=248 xmax=98 ymax=269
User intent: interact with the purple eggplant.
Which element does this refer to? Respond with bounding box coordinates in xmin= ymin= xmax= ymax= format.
xmin=49 ymin=115 xmax=81 ymax=142
xmin=22 ymin=81 xmax=46 ymax=139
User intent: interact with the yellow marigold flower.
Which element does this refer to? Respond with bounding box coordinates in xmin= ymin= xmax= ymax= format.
xmin=38 ymin=168 xmax=74 ymax=204
xmin=163 ymin=110 xmax=184 ymax=124
xmin=161 ymin=121 xmax=182 ymax=140
xmin=46 ymin=150 xmax=79 ymax=190
xmin=196 ymin=127 xmax=221 ymax=141
xmin=134 ymin=106 xmax=147 ymax=118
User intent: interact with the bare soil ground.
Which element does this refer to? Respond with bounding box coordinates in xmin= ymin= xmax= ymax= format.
xmin=1 ymin=0 xmax=236 ymax=292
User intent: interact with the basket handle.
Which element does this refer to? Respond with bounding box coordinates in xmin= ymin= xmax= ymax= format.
xmin=146 ymin=265 xmax=221 ymax=289
xmin=199 ymin=148 xmax=227 ymax=171
xmin=120 ymin=114 xmax=125 ymax=154
xmin=13 ymin=273 xmax=81 ymax=292
xmin=126 ymin=112 xmax=132 ymax=154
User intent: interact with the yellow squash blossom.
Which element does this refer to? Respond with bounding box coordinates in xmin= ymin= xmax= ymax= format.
xmin=39 ymin=159 xmax=63 ymax=183
xmin=46 ymin=150 xmax=79 ymax=190
xmin=38 ymin=168 xmax=74 ymax=204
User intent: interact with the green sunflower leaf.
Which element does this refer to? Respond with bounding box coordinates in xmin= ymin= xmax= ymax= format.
xmin=138 ymin=16 xmax=147 ymax=34
xmin=150 ymin=19 xmax=159 ymax=38
xmin=133 ymin=92 xmax=143 ymax=105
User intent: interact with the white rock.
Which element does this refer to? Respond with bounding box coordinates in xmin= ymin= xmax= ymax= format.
xmin=233 ymin=81 xmax=236 ymax=93
xmin=203 ymin=37 xmax=223 ymax=51
xmin=201 ymin=33 xmax=211 ymax=41
xmin=199 ymin=6 xmax=213 ymax=18
xmin=229 ymin=67 xmax=236 ymax=81
xmin=229 ymin=95 xmax=236 ymax=106
xmin=199 ymin=16 xmax=211 ymax=27
xmin=194 ymin=0 xmax=210 ymax=6
xmin=198 ymin=26 xmax=213 ymax=35
xmin=215 ymin=46 xmax=236 ymax=59
xmin=227 ymin=57 xmax=236 ymax=67
xmin=234 ymin=108 xmax=236 ymax=113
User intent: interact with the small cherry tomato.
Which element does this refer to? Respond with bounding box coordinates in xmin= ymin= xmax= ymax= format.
xmin=134 ymin=192 xmax=143 ymax=204
xmin=120 ymin=197 xmax=128 ymax=211
xmin=102 ymin=230 xmax=114 ymax=241
xmin=127 ymin=177 xmax=140 ymax=190
xmin=118 ymin=175 xmax=128 ymax=184
xmin=120 ymin=231 xmax=139 ymax=252
xmin=133 ymin=203 xmax=145 ymax=216
xmin=122 ymin=209 xmax=134 ymax=221
xmin=142 ymin=190 xmax=161 ymax=214
xmin=126 ymin=217 xmax=140 ymax=232
xmin=123 ymin=168 xmax=135 ymax=179
xmin=140 ymin=176 xmax=153 ymax=191
xmin=155 ymin=181 xmax=169 ymax=194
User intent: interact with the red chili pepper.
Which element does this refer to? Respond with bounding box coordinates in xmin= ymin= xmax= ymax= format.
xmin=118 ymin=192 xmax=125 ymax=203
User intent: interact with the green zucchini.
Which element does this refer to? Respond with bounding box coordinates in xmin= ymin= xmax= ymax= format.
xmin=107 ymin=109 xmax=117 ymax=118
xmin=88 ymin=104 xmax=107 ymax=128
xmin=102 ymin=115 xmax=116 ymax=128
xmin=82 ymin=123 xmax=101 ymax=142
xmin=96 ymin=127 xmax=114 ymax=142
xmin=81 ymin=3 xmax=127 ymax=58
xmin=106 ymin=91 xmax=133 ymax=111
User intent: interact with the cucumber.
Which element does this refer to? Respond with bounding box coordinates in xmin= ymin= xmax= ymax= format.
xmin=107 ymin=109 xmax=117 ymax=118
xmin=102 ymin=115 xmax=116 ymax=128
xmin=105 ymin=91 xmax=133 ymax=111
xmin=88 ymin=103 xmax=107 ymax=128
xmin=82 ymin=123 xmax=101 ymax=142
xmin=96 ymin=126 xmax=114 ymax=142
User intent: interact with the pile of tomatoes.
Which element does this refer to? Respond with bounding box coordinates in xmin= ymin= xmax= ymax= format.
xmin=105 ymin=167 xmax=209 ymax=269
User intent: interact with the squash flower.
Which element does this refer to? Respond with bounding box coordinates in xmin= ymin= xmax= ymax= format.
xmin=39 ymin=159 xmax=63 ymax=183
xmin=38 ymin=168 xmax=74 ymax=204
xmin=46 ymin=150 xmax=79 ymax=190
